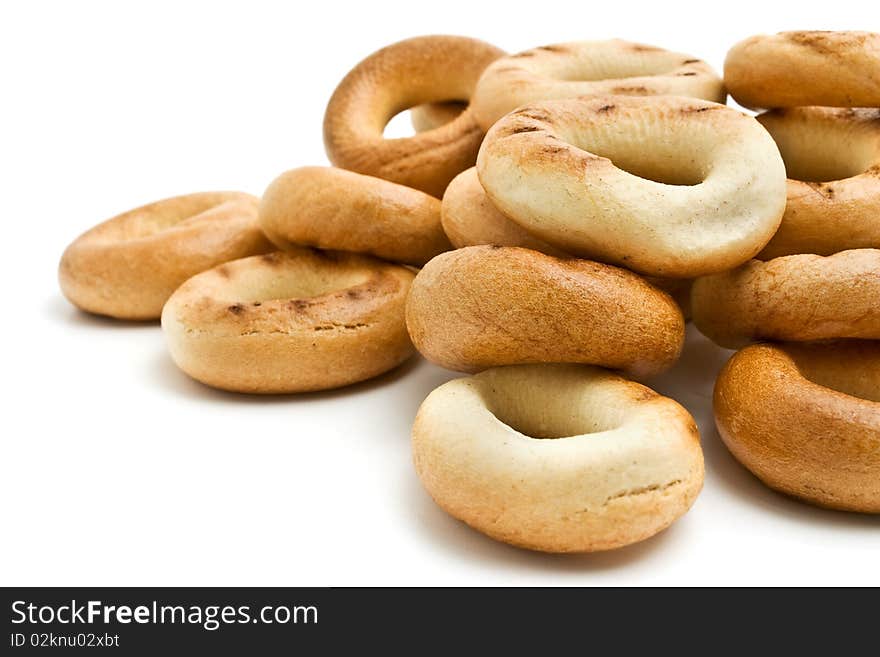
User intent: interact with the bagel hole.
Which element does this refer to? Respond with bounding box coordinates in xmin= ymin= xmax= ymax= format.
xmin=791 ymin=354 xmax=880 ymax=403
xmin=113 ymin=195 xmax=235 ymax=241
xmin=385 ymin=101 xmax=466 ymax=138
xmin=478 ymin=370 xmax=628 ymax=439
xmin=603 ymin=153 xmax=706 ymax=186
xmin=228 ymin=267 xmax=373 ymax=305
xmin=384 ymin=109 xmax=417 ymax=138
xmin=553 ymin=54 xmax=680 ymax=82
xmin=556 ymin=122 xmax=709 ymax=186
xmin=760 ymin=117 xmax=879 ymax=182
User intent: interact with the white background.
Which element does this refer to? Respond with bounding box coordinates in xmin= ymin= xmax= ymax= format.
xmin=2 ymin=0 xmax=878 ymax=586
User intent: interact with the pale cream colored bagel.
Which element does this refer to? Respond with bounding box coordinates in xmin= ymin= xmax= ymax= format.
xmin=413 ymin=363 xmax=704 ymax=552
xmin=441 ymin=167 xmax=693 ymax=317
xmin=259 ymin=167 xmax=451 ymax=267
xmin=410 ymin=101 xmax=466 ymax=133
xmin=471 ymin=39 xmax=725 ymax=131
xmin=724 ymin=31 xmax=880 ymax=109
xmin=323 ymin=35 xmax=505 ymax=198
xmin=161 ymin=249 xmax=415 ymax=393
xmin=405 ymin=246 xmax=685 ymax=379
xmin=715 ymin=341 xmax=880 ymax=513
xmin=477 ymin=95 xmax=787 ymax=278
xmin=756 ymin=108 xmax=880 ymax=259
xmin=59 ymin=192 xmax=272 ymax=320
xmin=691 ymin=249 xmax=880 ymax=349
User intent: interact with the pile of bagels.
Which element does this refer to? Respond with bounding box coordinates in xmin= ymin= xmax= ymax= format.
xmin=59 ymin=31 xmax=880 ymax=554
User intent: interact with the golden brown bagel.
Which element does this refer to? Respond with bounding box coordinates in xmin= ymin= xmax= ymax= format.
xmin=323 ymin=35 xmax=505 ymax=197
xmin=756 ymin=108 xmax=880 ymax=259
xmin=413 ymin=363 xmax=704 ymax=552
xmin=59 ymin=192 xmax=272 ymax=320
xmin=441 ymin=168 xmax=694 ymax=317
xmin=715 ymin=341 xmax=880 ymax=513
xmin=259 ymin=167 xmax=451 ymax=267
xmin=441 ymin=167 xmax=568 ymax=256
xmin=410 ymin=101 xmax=466 ymax=133
xmin=692 ymin=249 xmax=880 ymax=348
xmin=471 ymin=39 xmax=725 ymax=131
xmin=161 ymin=249 xmax=415 ymax=393
xmin=724 ymin=31 xmax=880 ymax=109
xmin=405 ymin=246 xmax=685 ymax=379
xmin=477 ymin=95 xmax=787 ymax=278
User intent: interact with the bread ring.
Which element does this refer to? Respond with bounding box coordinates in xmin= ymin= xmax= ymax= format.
xmin=471 ymin=39 xmax=725 ymax=131
xmin=756 ymin=108 xmax=880 ymax=259
xmin=691 ymin=249 xmax=880 ymax=349
xmin=161 ymin=249 xmax=415 ymax=393
xmin=410 ymin=101 xmax=466 ymax=133
xmin=405 ymin=246 xmax=684 ymax=378
xmin=259 ymin=167 xmax=451 ymax=267
xmin=323 ymin=35 xmax=505 ymax=198
xmin=714 ymin=341 xmax=880 ymax=513
xmin=59 ymin=192 xmax=272 ymax=320
xmin=724 ymin=31 xmax=880 ymax=109
xmin=412 ymin=363 xmax=704 ymax=552
xmin=477 ymin=95 xmax=787 ymax=278
xmin=441 ymin=167 xmax=694 ymax=317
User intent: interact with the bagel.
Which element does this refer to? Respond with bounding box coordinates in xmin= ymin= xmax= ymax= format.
xmin=58 ymin=192 xmax=272 ymax=320
xmin=405 ymin=246 xmax=685 ymax=378
xmin=412 ymin=363 xmax=704 ymax=552
xmin=691 ymin=249 xmax=880 ymax=349
xmin=161 ymin=249 xmax=415 ymax=393
xmin=441 ymin=167 xmax=694 ymax=317
xmin=411 ymin=101 xmax=466 ymax=133
xmin=477 ymin=95 xmax=787 ymax=278
xmin=471 ymin=39 xmax=725 ymax=131
xmin=756 ymin=108 xmax=880 ymax=259
xmin=259 ymin=167 xmax=451 ymax=267
xmin=715 ymin=341 xmax=880 ymax=513
xmin=323 ymin=35 xmax=505 ymax=197
xmin=724 ymin=31 xmax=880 ymax=109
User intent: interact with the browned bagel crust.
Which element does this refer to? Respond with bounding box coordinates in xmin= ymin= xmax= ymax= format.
xmin=724 ymin=31 xmax=880 ymax=109
xmin=162 ymin=249 xmax=415 ymax=393
xmin=691 ymin=249 xmax=880 ymax=349
xmin=323 ymin=35 xmax=505 ymax=197
xmin=259 ymin=167 xmax=451 ymax=267
xmin=715 ymin=341 xmax=880 ymax=512
xmin=59 ymin=192 xmax=272 ymax=320
xmin=756 ymin=108 xmax=880 ymax=259
xmin=405 ymin=246 xmax=685 ymax=379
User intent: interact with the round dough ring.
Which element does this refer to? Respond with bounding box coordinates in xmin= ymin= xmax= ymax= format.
xmin=477 ymin=95 xmax=787 ymax=278
xmin=161 ymin=248 xmax=415 ymax=393
xmin=323 ymin=35 xmax=505 ymax=197
xmin=405 ymin=245 xmax=685 ymax=379
xmin=413 ymin=363 xmax=704 ymax=552
xmin=259 ymin=166 xmax=451 ymax=267
xmin=715 ymin=341 xmax=880 ymax=513
xmin=471 ymin=39 xmax=725 ymax=131
xmin=756 ymin=107 xmax=880 ymax=259
xmin=58 ymin=192 xmax=272 ymax=320
xmin=724 ymin=31 xmax=880 ymax=109
xmin=691 ymin=249 xmax=880 ymax=348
